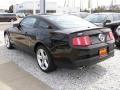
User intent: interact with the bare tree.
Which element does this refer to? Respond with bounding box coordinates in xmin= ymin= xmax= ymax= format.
xmin=8 ymin=5 xmax=13 ymax=13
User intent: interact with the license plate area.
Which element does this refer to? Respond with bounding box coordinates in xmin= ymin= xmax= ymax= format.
xmin=99 ymin=48 xmax=108 ymax=58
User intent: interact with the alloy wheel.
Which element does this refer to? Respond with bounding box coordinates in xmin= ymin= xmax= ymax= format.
xmin=37 ymin=49 xmax=49 ymax=70
xmin=4 ymin=34 xmax=10 ymax=48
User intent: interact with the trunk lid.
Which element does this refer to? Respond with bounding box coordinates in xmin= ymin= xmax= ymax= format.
xmin=50 ymin=27 xmax=112 ymax=46
xmin=69 ymin=28 xmax=112 ymax=46
xmin=51 ymin=27 xmax=101 ymax=35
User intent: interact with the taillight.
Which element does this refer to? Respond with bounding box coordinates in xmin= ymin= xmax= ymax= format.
xmin=108 ymin=31 xmax=114 ymax=40
xmin=72 ymin=36 xmax=90 ymax=46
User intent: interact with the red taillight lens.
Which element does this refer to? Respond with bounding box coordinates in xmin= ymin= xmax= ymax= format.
xmin=72 ymin=36 xmax=90 ymax=46
xmin=108 ymin=31 xmax=114 ymax=40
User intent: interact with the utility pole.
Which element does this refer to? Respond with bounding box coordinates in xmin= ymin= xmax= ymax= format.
xmin=114 ymin=0 xmax=116 ymax=5
xmin=80 ymin=0 xmax=81 ymax=11
xmin=74 ymin=0 xmax=75 ymax=8
xmin=111 ymin=0 xmax=113 ymax=6
xmin=97 ymin=0 xmax=99 ymax=8
xmin=40 ymin=0 xmax=46 ymax=14
xmin=88 ymin=0 xmax=92 ymax=13
xmin=64 ymin=0 xmax=67 ymax=7
xmin=33 ymin=0 xmax=36 ymax=15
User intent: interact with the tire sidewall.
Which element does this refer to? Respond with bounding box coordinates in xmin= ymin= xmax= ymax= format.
xmin=36 ymin=45 xmax=55 ymax=73
xmin=4 ymin=34 xmax=11 ymax=49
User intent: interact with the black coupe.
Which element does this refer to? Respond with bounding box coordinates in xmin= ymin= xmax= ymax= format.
xmin=4 ymin=15 xmax=115 ymax=72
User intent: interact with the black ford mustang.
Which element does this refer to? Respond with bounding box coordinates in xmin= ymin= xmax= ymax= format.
xmin=4 ymin=15 xmax=115 ymax=72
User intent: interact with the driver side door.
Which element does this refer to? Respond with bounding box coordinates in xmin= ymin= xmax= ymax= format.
xmin=11 ymin=17 xmax=37 ymax=51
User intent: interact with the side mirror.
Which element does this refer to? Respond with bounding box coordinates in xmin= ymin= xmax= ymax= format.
xmin=104 ymin=20 xmax=111 ymax=26
xmin=48 ymin=26 xmax=52 ymax=29
xmin=13 ymin=23 xmax=19 ymax=27
xmin=105 ymin=20 xmax=111 ymax=23
xmin=40 ymin=25 xmax=52 ymax=29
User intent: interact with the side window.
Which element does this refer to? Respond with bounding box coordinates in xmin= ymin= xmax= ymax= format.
xmin=35 ymin=19 xmax=50 ymax=29
xmin=113 ymin=14 xmax=120 ymax=21
xmin=118 ymin=14 xmax=120 ymax=20
xmin=106 ymin=15 xmax=113 ymax=22
xmin=20 ymin=17 xmax=37 ymax=28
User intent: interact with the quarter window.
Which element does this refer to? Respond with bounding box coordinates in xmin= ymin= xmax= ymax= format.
xmin=35 ymin=19 xmax=49 ymax=29
xmin=113 ymin=14 xmax=120 ymax=21
xmin=20 ymin=17 xmax=37 ymax=28
xmin=106 ymin=15 xmax=113 ymax=22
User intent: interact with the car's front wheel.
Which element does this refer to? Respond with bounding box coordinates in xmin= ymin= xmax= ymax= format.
xmin=36 ymin=45 xmax=56 ymax=72
xmin=4 ymin=34 xmax=13 ymax=49
xmin=115 ymin=27 xmax=120 ymax=47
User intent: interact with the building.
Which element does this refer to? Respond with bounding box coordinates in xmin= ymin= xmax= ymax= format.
xmin=13 ymin=1 xmax=57 ymax=15
xmin=0 ymin=9 xmax=5 ymax=13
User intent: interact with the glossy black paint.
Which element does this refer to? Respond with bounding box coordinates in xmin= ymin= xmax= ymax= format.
xmin=4 ymin=15 xmax=115 ymax=68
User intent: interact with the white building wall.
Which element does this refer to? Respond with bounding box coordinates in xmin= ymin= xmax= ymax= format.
xmin=14 ymin=1 xmax=57 ymax=13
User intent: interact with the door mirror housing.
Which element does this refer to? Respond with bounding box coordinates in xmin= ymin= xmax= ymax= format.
xmin=13 ymin=23 xmax=20 ymax=27
xmin=48 ymin=26 xmax=52 ymax=29
xmin=105 ymin=20 xmax=111 ymax=23
xmin=104 ymin=20 xmax=111 ymax=26
xmin=40 ymin=25 xmax=52 ymax=29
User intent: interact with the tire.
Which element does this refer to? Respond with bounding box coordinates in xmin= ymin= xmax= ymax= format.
xmin=115 ymin=27 xmax=120 ymax=47
xmin=4 ymin=34 xmax=13 ymax=49
xmin=115 ymin=42 xmax=120 ymax=47
xmin=36 ymin=45 xmax=56 ymax=73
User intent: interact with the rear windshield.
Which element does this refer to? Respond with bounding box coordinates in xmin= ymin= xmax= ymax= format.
xmin=45 ymin=15 xmax=96 ymax=29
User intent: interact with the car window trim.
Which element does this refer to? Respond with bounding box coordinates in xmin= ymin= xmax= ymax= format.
xmin=20 ymin=16 xmax=37 ymax=29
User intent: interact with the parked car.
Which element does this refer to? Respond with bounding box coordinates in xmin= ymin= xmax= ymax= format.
xmin=115 ymin=26 xmax=120 ymax=46
xmin=16 ymin=13 xmax=25 ymax=18
xmin=4 ymin=15 xmax=115 ymax=72
xmin=85 ymin=12 xmax=120 ymax=46
xmin=70 ymin=12 xmax=90 ymax=18
xmin=0 ymin=13 xmax=17 ymax=22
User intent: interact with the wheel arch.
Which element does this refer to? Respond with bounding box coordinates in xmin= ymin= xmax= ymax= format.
xmin=34 ymin=42 xmax=52 ymax=54
xmin=4 ymin=30 xmax=10 ymax=36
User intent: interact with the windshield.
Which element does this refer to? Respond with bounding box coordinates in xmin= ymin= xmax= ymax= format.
xmin=45 ymin=15 xmax=96 ymax=29
xmin=85 ymin=14 xmax=106 ymax=23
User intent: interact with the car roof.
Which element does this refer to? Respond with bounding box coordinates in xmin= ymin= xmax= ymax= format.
xmin=30 ymin=14 xmax=77 ymax=19
xmin=38 ymin=13 xmax=67 ymax=16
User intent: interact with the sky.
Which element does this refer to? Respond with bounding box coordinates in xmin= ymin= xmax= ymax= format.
xmin=0 ymin=0 xmax=120 ymax=9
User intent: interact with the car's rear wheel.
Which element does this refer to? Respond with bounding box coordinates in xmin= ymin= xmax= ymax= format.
xmin=4 ymin=34 xmax=13 ymax=49
xmin=36 ymin=45 xmax=56 ymax=72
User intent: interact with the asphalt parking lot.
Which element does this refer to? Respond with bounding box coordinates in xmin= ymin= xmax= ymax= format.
xmin=0 ymin=23 xmax=120 ymax=90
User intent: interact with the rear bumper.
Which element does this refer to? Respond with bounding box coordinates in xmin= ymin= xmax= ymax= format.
xmin=54 ymin=50 xmax=114 ymax=68
xmin=72 ymin=51 xmax=114 ymax=67
xmin=53 ymin=43 xmax=114 ymax=68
